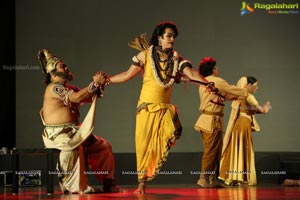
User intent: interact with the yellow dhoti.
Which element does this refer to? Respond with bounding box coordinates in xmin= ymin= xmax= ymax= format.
xmin=136 ymin=102 xmax=181 ymax=182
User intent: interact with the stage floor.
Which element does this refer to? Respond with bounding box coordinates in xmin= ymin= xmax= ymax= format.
xmin=1 ymin=184 xmax=299 ymax=200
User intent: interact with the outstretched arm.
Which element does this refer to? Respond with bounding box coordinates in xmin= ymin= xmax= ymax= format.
xmin=256 ymin=101 xmax=271 ymax=114
xmin=68 ymin=73 xmax=106 ymax=103
xmin=109 ymin=64 xmax=142 ymax=84
xmin=182 ymin=67 xmax=207 ymax=83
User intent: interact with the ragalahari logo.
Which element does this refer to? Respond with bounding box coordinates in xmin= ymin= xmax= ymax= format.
xmin=240 ymin=2 xmax=254 ymax=15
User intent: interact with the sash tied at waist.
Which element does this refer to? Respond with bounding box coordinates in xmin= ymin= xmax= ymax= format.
xmin=202 ymin=110 xmax=224 ymax=117
xmin=137 ymin=102 xmax=174 ymax=113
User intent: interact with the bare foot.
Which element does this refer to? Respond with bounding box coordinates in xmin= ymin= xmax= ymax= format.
xmin=281 ymin=179 xmax=300 ymax=187
xmin=197 ymin=177 xmax=210 ymax=188
xmin=133 ymin=182 xmax=146 ymax=194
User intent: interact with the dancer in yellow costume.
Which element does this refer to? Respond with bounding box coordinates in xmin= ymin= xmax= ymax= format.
xmin=108 ymin=21 xmax=206 ymax=194
xmin=219 ymin=76 xmax=271 ymax=186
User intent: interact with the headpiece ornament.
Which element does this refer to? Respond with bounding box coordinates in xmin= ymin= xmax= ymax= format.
xmin=38 ymin=49 xmax=62 ymax=74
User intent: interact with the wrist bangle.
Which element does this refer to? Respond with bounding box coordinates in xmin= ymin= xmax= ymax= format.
xmin=105 ymin=77 xmax=111 ymax=86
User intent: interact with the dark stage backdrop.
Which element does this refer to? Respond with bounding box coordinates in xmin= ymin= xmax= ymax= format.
xmin=15 ymin=0 xmax=300 ymax=152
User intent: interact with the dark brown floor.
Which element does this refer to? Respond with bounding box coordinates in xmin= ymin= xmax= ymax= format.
xmin=1 ymin=184 xmax=300 ymax=200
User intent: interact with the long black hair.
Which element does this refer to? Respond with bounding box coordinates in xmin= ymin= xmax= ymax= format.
xmin=150 ymin=21 xmax=178 ymax=46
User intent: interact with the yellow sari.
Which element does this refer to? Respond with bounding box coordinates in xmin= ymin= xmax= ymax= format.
xmin=219 ymin=77 xmax=260 ymax=186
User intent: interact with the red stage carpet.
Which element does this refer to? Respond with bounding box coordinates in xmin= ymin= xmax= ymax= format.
xmin=1 ymin=184 xmax=300 ymax=200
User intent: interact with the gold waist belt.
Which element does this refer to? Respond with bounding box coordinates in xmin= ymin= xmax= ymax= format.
xmin=239 ymin=112 xmax=252 ymax=121
xmin=202 ymin=110 xmax=224 ymax=117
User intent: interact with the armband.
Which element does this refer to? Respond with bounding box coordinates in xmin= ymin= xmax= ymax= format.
xmin=132 ymin=56 xmax=143 ymax=67
xmin=53 ymin=84 xmax=72 ymax=106
xmin=105 ymin=77 xmax=111 ymax=86
xmin=178 ymin=60 xmax=192 ymax=73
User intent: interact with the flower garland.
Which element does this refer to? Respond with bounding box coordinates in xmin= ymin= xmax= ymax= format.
xmin=148 ymin=46 xmax=179 ymax=88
